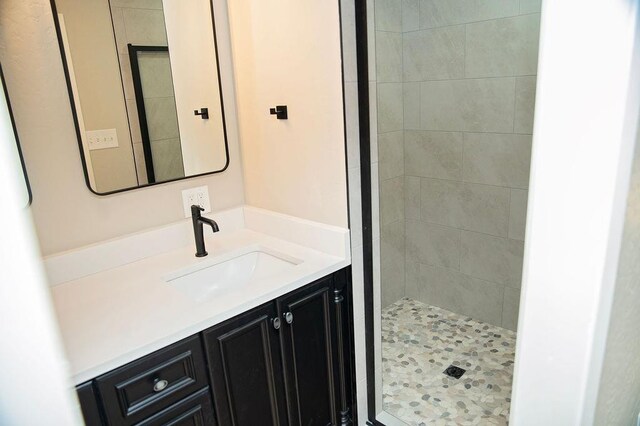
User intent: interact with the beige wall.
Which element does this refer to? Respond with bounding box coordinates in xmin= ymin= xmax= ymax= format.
xmin=0 ymin=0 xmax=245 ymax=255
xmin=228 ymin=0 xmax=349 ymax=228
xmin=56 ymin=0 xmax=139 ymax=193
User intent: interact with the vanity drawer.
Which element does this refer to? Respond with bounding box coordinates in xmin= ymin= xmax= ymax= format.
xmin=95 ymin=335 xmax=208 ymax=425
xmin=135 ymin=387 xmax=216 ymax=426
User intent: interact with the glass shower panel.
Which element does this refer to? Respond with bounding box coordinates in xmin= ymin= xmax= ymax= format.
xmin=373 ymin=0 xmax=541 ymax=424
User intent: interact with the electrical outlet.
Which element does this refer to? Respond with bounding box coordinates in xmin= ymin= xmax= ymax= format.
xmin=182 ymin=186 xmax=211 ymax=218
xmin=86 ymin=129 xmax=118 ymax=150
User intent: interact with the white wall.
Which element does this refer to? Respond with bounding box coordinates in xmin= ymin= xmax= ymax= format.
xmin=163 ymin=0 xmax=228 ymax=176
xmin=510 ymin=0 xmax=640 ymax=424
xmin=227 ymin=0 xmax=349 ymax=228
xmin=0 ymin=0 xmax=245 ymax=256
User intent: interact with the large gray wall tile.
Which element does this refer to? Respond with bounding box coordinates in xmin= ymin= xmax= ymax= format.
xmin=122 ymin=8 xmax=167 ymax=46
xmin=502 ymin=287 xmax=521 ymax=330
xmin=403 ymin=83 xmax=421 ymax=129
xmin=508 ymin=189 xmax=528 ymax=241
xmin=519 ymin=0 xmax=542 ymax=14
xmin=144 ymin=97 xmax=179 ymax=141
xmin=420 ymin=78 xmax=516 ymax=132
xmin=402 ymin=0 xmax=420 ymax=31
xmin=420 ymin=179 xmax=510 ymax=236
xmin=462 ymin=133 xmax=532 ymax=188
xmin=376 ymin=31 xmax=403 ymax=82
xmin=380 ymin=176 xmax=405 ymax=225
xmin=381 ymin=220 xmax=406 ymax=307
xmin=515 ymin=76 xmax=537 ymax=134
xmin=379 ymin=131 xmax=404 ymax=180
xmin=465 ymin=14 xmax=540 ymax=78
xmin=415 ymin=264 xmax=504 ymax=326
xmin=138 ymin=53 xmax=175 ymax=98
xmin=419 ymin=0 xmax=518 ymax=29
xmin=403 ymin=26 xmax=465 ymax=81
xmin=375 ymin=0 xmax=403 ymax=31
xmin=405 ymin=176 xmax=421 ymax=219
xmin=405 ymin=220 xmax=461 ymax=268
xmin=378 ymin=83 xmax=404 ymax=132
xmin=460 ymin=231 xmax=524 ymax=286
xmin=405 ymin=260 xmax=420 ymax=297
xmin=405 ymin=131 xmax=463 ymax=179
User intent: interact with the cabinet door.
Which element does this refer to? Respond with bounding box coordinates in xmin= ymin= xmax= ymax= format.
xmin=277 ymin=276 xmax=339 ymax=426
xmin=202 ymin=303 xmax=287 ymax=426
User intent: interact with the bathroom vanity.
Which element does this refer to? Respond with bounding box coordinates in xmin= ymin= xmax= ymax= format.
xmin=48 ymin=207 xmax=355 ymax=426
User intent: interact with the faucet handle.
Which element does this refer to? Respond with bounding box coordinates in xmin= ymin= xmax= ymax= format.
xmin=191 ymin=204 xmax=205 ymax=216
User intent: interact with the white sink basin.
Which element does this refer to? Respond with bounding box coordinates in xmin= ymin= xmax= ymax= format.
xmin=165 ymin=249 xmax=302 ymax=302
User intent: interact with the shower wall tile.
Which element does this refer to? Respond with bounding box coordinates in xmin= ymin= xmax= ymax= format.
xmin=418 ymin=0 xmax=518 ymax=29
xmin=144 ymin=97 xmax=180 ymax=141
xmin=138 ymin=55 xmax=176 ymax=98
xmin=376 ymin=32 xmax=403 ymax=82
xmin=380 ymin=176 xmax=405 ymax=225
xmin=122 ymin=8 xmax=168 ymax=46
xmin=465 ymin=14 xmax=540 ymax=78
xmin=519 ymin=0 xmax=542 ymax=14
xmin=379 ymin=131 xmax=405 ymax=180
xmin=502 ymin=287 xmax=521 ymax=330
xmin=403 ymin=83 xmax=421 ymax=129
xmin=404 ymin=176 xmax=421 ymax=219
xmin=420 ymin=179 xmax=510 ymax=237
xmin=460 ymin=231 xmax=524 ymax=287
xmin=403 ymin=26 xmax=465 ymax=81
xmin=462 ymin=133 xmax=532 ymax=188
xmin=405 ymin=220 xmax=461 ymax=268
xmin=111 ymin=0 xmax=163 ymax=9
xmin=149 ymin=138 xmax=184 ymax=181
xmin=402 ymin=0 xmax=420 ymax=31
xmin=111 ymin=7 xmax=128 ymax=54
xmin=415 ymin=263 xmax=504 ymax=326
xmin=420 ymin=78 xmax=516 ymax=133
xmin=119 ymin=54 xmax=134 ymax=100
xmin=405 ymin=130 xmax=463 ymax=180
xmin=126 ymin=99 xmax=142 ymax=143
xmin=381 ymin=220 xmax=406 ymax=306
xmin=514 ymin=76 xmax=537 ymax=134
xmin=404 ymin=260 xmax=419 ymax=295
xmin=508 ymin=189 xmax=528 ymax=241
xmin=377 ymin=83 xmax=404 ymax=132
xmin=375 ymin=0 xmax=403 ymax=31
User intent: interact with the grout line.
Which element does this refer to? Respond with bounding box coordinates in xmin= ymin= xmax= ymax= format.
xmin=400 ymin=11 xmax=542 ymax=34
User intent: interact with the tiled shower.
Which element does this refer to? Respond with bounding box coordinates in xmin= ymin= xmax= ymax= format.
xmin=376 ymin=0 xmax=540 ymax=331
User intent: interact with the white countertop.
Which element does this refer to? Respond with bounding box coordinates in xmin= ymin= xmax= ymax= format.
xmin=49 ymin=207 xmax=350 ymax=385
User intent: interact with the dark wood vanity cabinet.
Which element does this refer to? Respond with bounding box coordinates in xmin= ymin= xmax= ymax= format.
xmin=77 ymin=268 xmax=354 ymax=426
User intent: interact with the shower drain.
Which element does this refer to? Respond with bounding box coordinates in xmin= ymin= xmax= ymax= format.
xmin=443 ymin=365 xmax=466 ymax=379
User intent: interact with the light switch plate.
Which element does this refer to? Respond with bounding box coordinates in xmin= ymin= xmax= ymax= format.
xmin=182 ymin=186 xmax=211 ymax=218
xmin=86 ymin=129 xmax=119 ymax=150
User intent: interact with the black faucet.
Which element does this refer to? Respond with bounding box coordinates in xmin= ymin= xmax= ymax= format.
xmin=191 ymin=205 xmax=219 ymax=257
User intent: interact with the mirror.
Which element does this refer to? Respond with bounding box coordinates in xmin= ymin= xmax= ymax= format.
xmin=1 ymin=63 xmax=32 ymax=207
xmin=50 ymin=0 xmax=229 ymax=195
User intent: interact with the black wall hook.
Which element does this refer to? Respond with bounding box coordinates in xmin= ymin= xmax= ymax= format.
xmin=269 ymin=105 xmax=288 ymax=120
xmin=194 ymin=107 xmax=209 ymax=120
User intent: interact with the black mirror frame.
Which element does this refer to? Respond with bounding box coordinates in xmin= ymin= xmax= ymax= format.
xmin=48 ymin=0 xmax=231 ymax=196
xmin=1 ymin=62 xmax=33 ymax=207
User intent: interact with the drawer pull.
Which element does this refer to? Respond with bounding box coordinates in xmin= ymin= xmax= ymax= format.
xmin=153 ymin=378 xmax=169 ymax=392
xmin=284 ymin=312 xmax=293 ymax=324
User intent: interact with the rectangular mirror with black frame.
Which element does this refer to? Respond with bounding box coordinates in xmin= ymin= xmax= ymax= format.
xmin=50 ymin=0 xmax=230 ymax=195
xmin=1 ymin=63 xmax=32 ymax=208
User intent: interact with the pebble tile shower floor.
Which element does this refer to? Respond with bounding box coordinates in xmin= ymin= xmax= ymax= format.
xmin=382 ymin=298 xmax=516 ymax=425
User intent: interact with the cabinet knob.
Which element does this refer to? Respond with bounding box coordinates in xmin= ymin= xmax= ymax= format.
xmin=284 ymin=312 xmax=293 ymax=324
xmin=153 ymin=378 xmax=169 ymax=392
xmin=272 ymin=317 xmax=281 ymax=330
